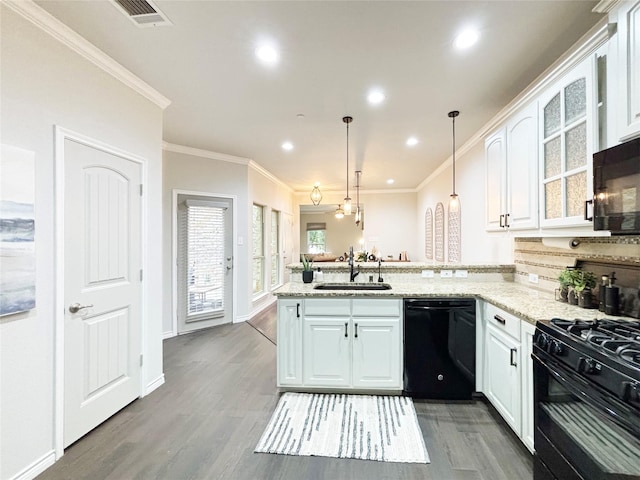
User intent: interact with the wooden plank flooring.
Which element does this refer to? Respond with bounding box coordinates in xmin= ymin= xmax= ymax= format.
xmin=38 ymin=309 xmax=533 ymax=480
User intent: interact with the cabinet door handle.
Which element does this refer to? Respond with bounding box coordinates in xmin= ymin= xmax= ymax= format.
xmin=344 ymin=322 xmax=348 ymax=338
xmin=504 ymin=213 xmax=510 ymax=228
xmin=510 ymin=348 xmax=518 ymax=366
xmin=354 ymin=323 xmax=358 ymax=338
xmin=494 ymin=314 xmax=506 ymax=325
xmin=499 ymin=214 xmax=505 ymax=228
xmin=296 ymin=303 xmax=300 ymax=318
xmin=584 ymin=199 xmax=593 ymax=221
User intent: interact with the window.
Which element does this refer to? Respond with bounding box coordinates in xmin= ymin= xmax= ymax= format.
xmin=252 ymin=204 xmax=265 ymax=294
xmin=306 ymin=222 xmax=326 ymax=253
xmin=270 ymin=209 xmax=280 ymax=288
xmin=178 ymin=199 xmax=226 ymax=319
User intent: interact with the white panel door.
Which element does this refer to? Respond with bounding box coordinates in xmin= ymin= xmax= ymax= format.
xmin=64 ymin=138 xmax=142 ymax=447
xmin=277 ymin=299 xmax=302 ymax=386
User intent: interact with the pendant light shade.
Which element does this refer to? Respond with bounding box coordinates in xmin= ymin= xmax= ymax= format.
xmin=310 ymin=182 xmax=322 ymax=205
xmin=354 ymin=170 xmax=362 ymax=226
xmin=343 ymin=116 xmax=353 ymax=215
xmin=335 ymin=204 xmax=345 ymax=219
xmin=448 ymin=110 xmax=460 ymax=213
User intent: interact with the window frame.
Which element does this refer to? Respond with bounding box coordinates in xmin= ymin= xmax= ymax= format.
xmin=252 ymin=203 xmax=265 ymax=296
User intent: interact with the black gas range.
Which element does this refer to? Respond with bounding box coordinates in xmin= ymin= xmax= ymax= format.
xmin=533 ymin=318 xmax=640 ymax=480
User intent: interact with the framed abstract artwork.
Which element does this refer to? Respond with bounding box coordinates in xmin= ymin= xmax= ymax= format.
xmin=1 ymin=145 xmax=36 ymax=316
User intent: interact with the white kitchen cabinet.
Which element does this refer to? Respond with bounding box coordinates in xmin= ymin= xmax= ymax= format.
xmin=303 ymin=316 xmax=351 ymax=387
xmin=485 ymin=102 xmax=538 ymax=231
xmin=538 ymin=57 xmax=595 ymax=229
xmin=521 ymin=321 xmax=536 ymax=453
xmin=614 ymin=0 xmax=640 ymax=141
xmin=292 ymin=298 xmax=402 ymax=391
xmin=483 ymin=302 xmax=522 ymax=437
xmin=485 ymin=102 xmax=539 ymax=232
xmin=277 ymin=298 xmax=303 ymax=386
xmin=352 ymin=317 xmax=401 ymax=389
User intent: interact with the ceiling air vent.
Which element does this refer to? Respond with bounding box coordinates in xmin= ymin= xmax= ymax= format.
xmin=111 ymin=0 xmax=172 ymax=28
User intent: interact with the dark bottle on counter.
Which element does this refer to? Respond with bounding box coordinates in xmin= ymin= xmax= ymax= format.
xmin=599 ymin=274 xmax=608 ymax=312
xmin=604 ymin=272 xmax=620 ymax=316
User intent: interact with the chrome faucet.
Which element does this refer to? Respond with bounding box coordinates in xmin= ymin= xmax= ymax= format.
xmin=348 ymin=246 xmax=360 ymax=282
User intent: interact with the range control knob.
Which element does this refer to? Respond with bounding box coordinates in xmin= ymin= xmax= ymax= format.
xmin=578 ymin=357 xmax=597 ymax=374
xmin=548 ymin=340 xmax=563 ymax=356
xmin=536 ymin=333 xmax=550 ymax=350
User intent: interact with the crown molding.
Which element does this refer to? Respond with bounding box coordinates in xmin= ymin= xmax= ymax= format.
xmin=294 ymin=188 xmax=417 ymax=196
xmin=248 ymin=161 xmax=294 ymax=193
xmin=593 ymin=0 xmax=625 ymax=14
xmin=3 ymin=0 xmax=171 ymax=109
xmin=417 ymin=17 xmax=610 ymax=192
xmin=163 ymin=142 xmax=249 ymax=165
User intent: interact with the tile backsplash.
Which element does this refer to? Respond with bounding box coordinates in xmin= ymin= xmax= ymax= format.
xmin=514 ymin=236 xmax=640 ymax=293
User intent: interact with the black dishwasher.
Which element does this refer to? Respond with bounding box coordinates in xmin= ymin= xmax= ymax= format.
xmin=403 ymin=298 xmax=476 ymax=400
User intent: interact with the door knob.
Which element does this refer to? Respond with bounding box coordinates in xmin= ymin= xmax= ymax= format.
xmin=68 ymin=303 xmax=93 ymax=314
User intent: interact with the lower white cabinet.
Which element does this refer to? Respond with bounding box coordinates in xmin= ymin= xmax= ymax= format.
xmin=277 ymin=298 xmax=303 ymax=386
xmin=278 ymin=297 xmax=402 ymax=391
xmin=485 ymin=322 xmax=522 ymax=436
xmin=482 ymin=301 xmax=535 ymax=452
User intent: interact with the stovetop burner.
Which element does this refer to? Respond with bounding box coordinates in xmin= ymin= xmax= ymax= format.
xmin=549 ymin=318 xmax=640 ymax=369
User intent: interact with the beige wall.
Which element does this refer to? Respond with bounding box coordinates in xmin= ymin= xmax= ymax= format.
xmin=1 ymin=6 xmax=164 ymax=479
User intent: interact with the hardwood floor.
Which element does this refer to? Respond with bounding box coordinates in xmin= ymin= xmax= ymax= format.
xmin=38 ymin=310 xmax=533 ymax=480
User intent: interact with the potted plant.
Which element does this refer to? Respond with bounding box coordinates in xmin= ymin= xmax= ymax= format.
xmin=557 ymin=267 xmax=578 ymax=303
xmin=574 ymin=271 xmax=596 ymax=308
xmin=301 ymin=254 xmax=314 ymax=283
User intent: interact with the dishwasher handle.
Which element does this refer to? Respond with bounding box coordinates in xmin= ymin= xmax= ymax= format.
xmin=405 ymin=304 xmax=472 ymax=311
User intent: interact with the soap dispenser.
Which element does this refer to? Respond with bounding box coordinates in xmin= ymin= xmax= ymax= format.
xmin=315 ymin=267 xmax=323 ymax=282
xmin=604 ymin=272 xmax=619 ymax=316
xmin=598 ymin=274 xmax=608 ymax=312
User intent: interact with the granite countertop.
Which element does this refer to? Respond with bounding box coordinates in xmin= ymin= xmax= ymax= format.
xmin=273 ymin=280 xmax=626 ymax=326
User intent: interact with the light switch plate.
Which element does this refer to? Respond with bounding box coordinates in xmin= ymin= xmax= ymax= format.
xmin=440 ymin=270 xmax=453 ymax=278
xmin=529 ymin=273 xmax=539 ymax=284
xmin=455 ymin=270 xmax=468 ymax=278
xmin=422 ymin=270 xmax=434 ymax=278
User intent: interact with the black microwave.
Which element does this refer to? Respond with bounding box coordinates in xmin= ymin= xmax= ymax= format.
xmin=592 ymin=137 xmax=640 ymax=235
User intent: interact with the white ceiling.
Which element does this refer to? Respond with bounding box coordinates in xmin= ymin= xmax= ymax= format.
xmin=36 ymin=0 xmax=603 ymax=192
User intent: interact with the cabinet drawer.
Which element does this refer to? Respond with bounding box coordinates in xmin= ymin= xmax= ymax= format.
xmin=352 ymin=299 xmax=401 ymax=317
xmin=484 ymin=302 xmax=521 ymax=341
xmin=304 ymin=298 xmax=351 ymax=316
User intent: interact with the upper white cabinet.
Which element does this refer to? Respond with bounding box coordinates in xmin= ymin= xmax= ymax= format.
xmin=539 ymin=57 xmax=595 ymax=229
xmin=486 ymin=102 xmax=539 ymax=232
xmin=614 ymin=0 xmax=640 ymax=141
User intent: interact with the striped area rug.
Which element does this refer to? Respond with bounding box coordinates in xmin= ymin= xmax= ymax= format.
xmin=255 ymin=392 xmax=429 ymax=463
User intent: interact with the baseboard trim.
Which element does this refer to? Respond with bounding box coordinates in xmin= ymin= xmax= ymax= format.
xmin=162 ymin=330 xmax=175 ymax=340
xmin=10 ymin=450 xmax=56 ymax=480
xmin=144 ymin=374 xmax=165 ymax=396
xmin=235 ymin=296 xmax=277 ymax=323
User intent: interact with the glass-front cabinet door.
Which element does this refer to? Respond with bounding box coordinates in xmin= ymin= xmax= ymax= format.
xmin=539 ymin=58 xmax=594 ymax=228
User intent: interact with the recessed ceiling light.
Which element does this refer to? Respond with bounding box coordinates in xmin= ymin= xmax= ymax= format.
xmin=367 ymin=89 xmax=386 ymax=105
xmin=387 ymin=179 xmax=395 ymax=185
xmin=454 ymin=29 xmax=479 ymax=50
xmin=281 ymin=142 xmax=293 ymax=151
xmin=406 ymin=137 xmax=418 ymax=146
xmin=255 ymin=45 xmax=279 ymax=64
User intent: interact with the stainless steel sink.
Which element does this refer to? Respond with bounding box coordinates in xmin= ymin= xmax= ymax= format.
xmin=313 ymin=282 xmax=392 ymax=291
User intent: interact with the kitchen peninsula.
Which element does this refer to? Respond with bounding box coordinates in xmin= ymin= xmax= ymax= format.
xmin=274 ymin=262 xmax=629 ymax=453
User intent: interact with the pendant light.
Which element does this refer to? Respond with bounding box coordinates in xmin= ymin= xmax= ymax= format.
xmin=354 ymin=170 xmax=362 ymax=226
xmin=310 ymin=182 xmax=322 ymax=205
xmin=448 ymin=110 xmax=460 ymax=213
xmin=335 ymin=204 xmax=345 ymax=219
xmin=342 ymin=116 xmax=353 ymax=215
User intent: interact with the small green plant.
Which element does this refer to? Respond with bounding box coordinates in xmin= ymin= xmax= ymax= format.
xmin=301 ymin=254 xmax=313 ymax=271
xmin=558 ymin=268 xmax=579 ymax=289
xmin=574 ymin=271 xmax=596 ymax=293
